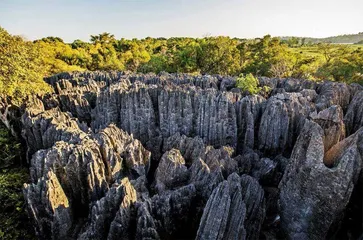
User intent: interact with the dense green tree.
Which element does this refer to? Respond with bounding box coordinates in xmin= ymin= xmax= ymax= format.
xmin=197 ymin=37 xmax=240 ymax=75
xmin=34 ymin=36 xmax=64 ymax=44
xmin=71 ymin=39 xmax=90 ymax=49
xmin=34 ymin=40 xmax=85 ymax=75
xmin=316 ymin=48 xmax=363 ymax=82
xmin=0 ymin=27 xmax=51 ymax=135
xmin=243 ymin=35 xmax=294 ymax=77
xmin=173 ymin=42 xmax=200 ymax=73
xmin=90 ymin=32 xmax=115 ymax=44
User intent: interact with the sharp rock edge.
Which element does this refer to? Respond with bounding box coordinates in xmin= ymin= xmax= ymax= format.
xmin=21 ymin=72 xmax=363 ymax=239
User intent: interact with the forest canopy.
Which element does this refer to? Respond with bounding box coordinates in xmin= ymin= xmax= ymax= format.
xmin=1 ymin=26 xmax=363 ymax=108
xmin=1 ymin=26 xmax=363 ymax=88
xmin=2 ymin=25 xmax=362 ymax=134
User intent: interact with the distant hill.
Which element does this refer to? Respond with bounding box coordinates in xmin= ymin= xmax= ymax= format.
xmin=280 ymin=32 xmax=363 ymax=44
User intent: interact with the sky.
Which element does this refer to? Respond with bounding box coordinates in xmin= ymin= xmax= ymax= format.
xmin=1 ymin=0 xmax=362 ymax=42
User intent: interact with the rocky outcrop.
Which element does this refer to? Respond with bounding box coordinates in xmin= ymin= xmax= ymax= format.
xmin=279 ymin=120 xmax=362 ymax=239
xmin=21 ymin=72 xmax=363 ymax=239
xmin=21 ymin=107 xmax=89 ymax=159
xmin=344 ymin=90 xmax=363 ymax=136
xmin=196 ymin=175 xmax=246 ymax=240
xmin=24 ymin=121 xmax=149 ymax=239
xmin=154 ymin=149 xmax=189 ymax=193
xmin=258 ymin=77 xmax=317 ymax=93
xmin=80 ymin=178 xmax=136 ymax=240
xmin=162 ymin=133 xmax=206 ymax=164
xmin=315 ymin=81 xmax=351 ymax=111
xmin=196 ymin=173 xmax=265 ymax=240
xmin=258 ymin=92 xmax=313 ymax=155
xmin=311 ymin=105 xmax=345 ymax=152
xmin=189 ymin=158 xmax=224 ymax=201
xmin=236 ymin=95 xmax=266 ymax=152
xmin=107 ymin=178 xmax=138 ymax=240
xmin=95 ymin=124 xmax=151 ymax=179
xmin=24 ymin=170 xmax=72 ymax=240
xmin=240 ymin=174 xmax=266 ymax=240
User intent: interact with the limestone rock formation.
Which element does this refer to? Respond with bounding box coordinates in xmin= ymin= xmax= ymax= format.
xmin=236 ymin=95 xmax=266 ymax=152
xmin=279 ymin=120 xmax=362 ymax=239
xmin=80 ymin=178 xmax=137 ymax=240
xmin=24 ymin=170 xmax=72 ymax=240
xmin=311 ymin=105 xmax=346 ymax=152
xmin=258 ymin=92 xmax=312 ymax=155
xmin=162 ymin=133 xmax=205 ymax=164
xmin=21 ymin=107 xmax=89 ymax=159
xmin=196 ymin=176 xmax=246 ymax=240
xmin=154 ymin=149 xmax=189 ymax=193
xmin=95 ymin=124 xmax=151 ymax=179
xmin=240 ymin=174 xmax=266 ymax=240
xmin=315 ymin=81 xmax=351 ymax=111
xmin=20 ymin=72 xmax=363 ymax=239
xmin=344 ymin=90 xmax=363 ymax=136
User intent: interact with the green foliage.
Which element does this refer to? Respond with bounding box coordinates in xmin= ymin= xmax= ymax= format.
xmin=0 ymin=125 xmax=20 ymax=168
xmin=0 ymin=168 xmax=35 ymax=240
xmin=2 ymin=26 xmax=362 ymax=88
xmin=90 ymin=32 xmax=115 ymax=44
xmin=316 ymin=48 xmax=363 ymax=82
xmin=197 ymin=37 xmax=240 ymax=75
xmin=0 ymin=27 xmax=51 ymax=105
xmin=236 ymin=73 xmax=262 ymax=94
xmin=34 ymin=36 xmax=64 ymax=44
xmin=0 ymin=124 xmax=34 ymax=239
xmin=139 ymin=55 xmax=169 ymax=74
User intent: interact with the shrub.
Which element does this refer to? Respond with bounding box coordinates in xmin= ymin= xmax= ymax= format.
xmin=0 ymin=126 xmax=20 ymax=168
xmin=236 ymin=73 xmax=262 ymax=94
xmin=0 ymin=168 xmax=35 ymax=239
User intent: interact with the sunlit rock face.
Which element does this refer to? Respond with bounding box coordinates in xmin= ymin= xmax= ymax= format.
xmin=22 ymin=71 xmax=363 ymax=239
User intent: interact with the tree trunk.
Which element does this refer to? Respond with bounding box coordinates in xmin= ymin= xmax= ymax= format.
xmin=0 ymin=99 xmax=20 ymax=139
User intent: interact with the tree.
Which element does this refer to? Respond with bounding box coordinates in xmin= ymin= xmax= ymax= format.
xmin=243 ymin=35 xmax=296 ymax=78
xmin=0 ymin=27 xmax=51 ymax=136
xmin=90 ymin=32 xmax=115 ymax=44
xmin=286 ymin=37 xmax=299 ymax=47
xmin=173 ymin=42 xmax=200 ymax=73
xmin=34 ymin=36 xmax=64 ymax=44
xmin=317 ymin=43 xmax=349 ymax=64
xmin=197 ymin=37 xmax=240 ymax=75
xmin=34 ymin=40 xmax=85 ymax=75
xmin=71 ymin=39 xmax=90 ymax=49
xmin=316 ymin=48 xmax=363 ymax=83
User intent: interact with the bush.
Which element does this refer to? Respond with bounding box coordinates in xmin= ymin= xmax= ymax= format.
xmin=0 ymin=168 xmax=35 ymax=239
xmin=0 ymin=126 xmax=20 ymax=168
xmin=0 ymin=124 xmax=34 ymax=239
xmin=236 ymin=73 xmax=262 ymax=94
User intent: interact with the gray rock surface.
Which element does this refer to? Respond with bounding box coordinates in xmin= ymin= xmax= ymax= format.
xmin=236 ymin=95 xmax=266 ymax=152
xmin=315 ymin=81 xmax=351 ymax=111
xmin=196 ymin=175 xmax=246 ymax=240
xmin=21 ymin=72 xmax=362 ymax=239
xmin=24 ymin=170 xmax=73 ymax=240
xmin=258 ymin=92 xmax=312 ymax=155
xmin=344 ymin=90 xmax=363 ymax=136
xmin=279 ymin=120 xmax=362 ymax=239
xmin=154 ymin=149 xmax=189 ymax=193
xmin=311 ymin=105 xmax=346 ymax=152
xmin=240 ymin=174 xmax=266 ymax=240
